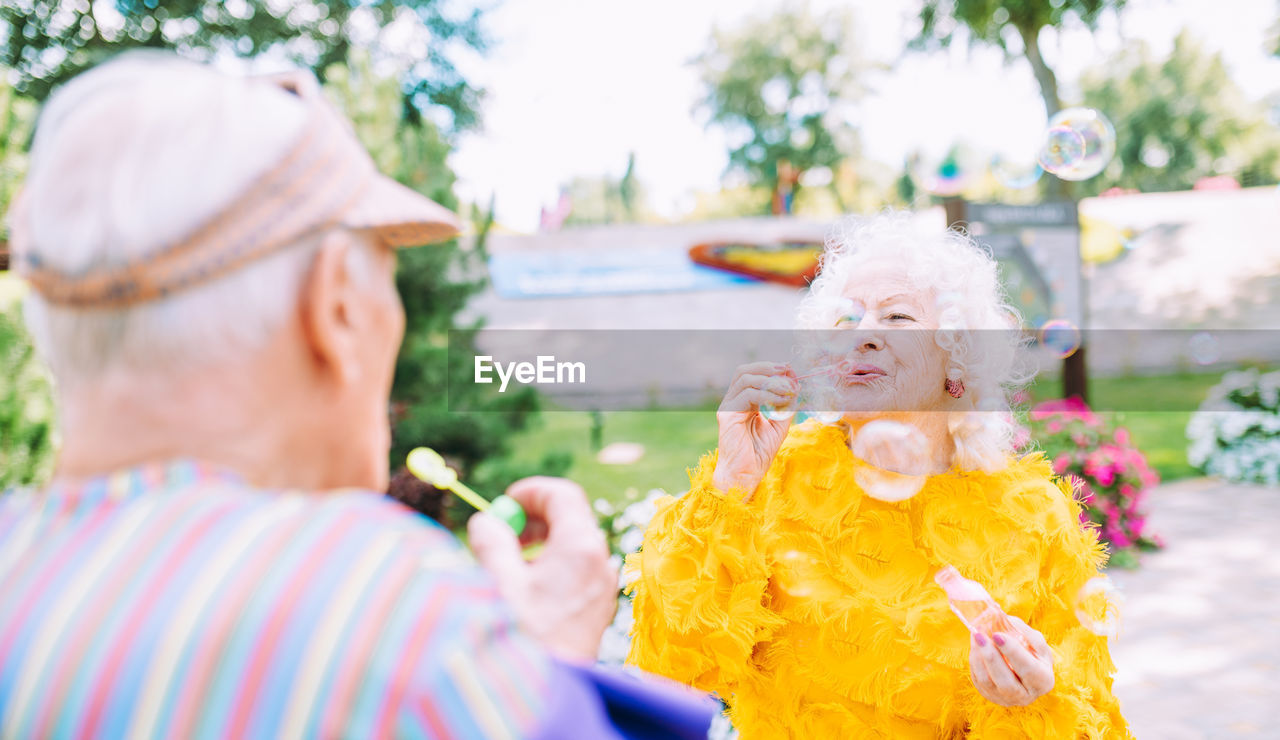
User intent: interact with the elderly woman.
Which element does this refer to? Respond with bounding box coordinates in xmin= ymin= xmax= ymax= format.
xmin=627 ymin=214 xmax=1131 ymax=738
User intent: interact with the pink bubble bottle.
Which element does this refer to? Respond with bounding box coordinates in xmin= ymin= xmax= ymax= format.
xmin=934 ymin=565 xmax=1036 ymax=659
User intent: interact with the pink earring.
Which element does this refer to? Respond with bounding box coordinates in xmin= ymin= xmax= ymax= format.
xmin=945 ymin=378 xmax=965 ymax=398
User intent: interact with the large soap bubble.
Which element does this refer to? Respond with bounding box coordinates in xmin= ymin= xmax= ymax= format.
xmin=850 ymin=420 xmax=931 ymax=502
xmin=1043 ymin=108 xmax=1116 ymax=181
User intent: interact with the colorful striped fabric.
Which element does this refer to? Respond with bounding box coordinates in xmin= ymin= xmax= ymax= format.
xmin=0 ymin=460 xmax=558 ymax=739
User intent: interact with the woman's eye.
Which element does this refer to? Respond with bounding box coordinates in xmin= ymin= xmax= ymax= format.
xmin=887 ymin=313 xmax=915 ymax=322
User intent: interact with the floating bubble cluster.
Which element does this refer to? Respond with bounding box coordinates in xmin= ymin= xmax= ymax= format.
xmin=850 ymin=420 xmax=930 ymax=502
xmin=1073 ymin=576 xmax=1124 ymax=637
xmin=1188 ymin=332 xmax=1221 ymax=366
xmin=1039 ymin=319 xmax=1081 ymax=359
xmin=1041 ymin=108 xmax=1116 ymax=181
xmin=990 ymin=154 xmax=1044 ymax=190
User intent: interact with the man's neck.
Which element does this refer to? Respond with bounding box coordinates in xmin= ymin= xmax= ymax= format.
xmin=53 ymin=366 xmax=320 ymax=491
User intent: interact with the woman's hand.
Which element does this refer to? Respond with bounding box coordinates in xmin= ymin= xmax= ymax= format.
xmin=969 ymin=616 xmax=1055 ymax=707
xmin=712 ymin=362 xmax=799 ymax=501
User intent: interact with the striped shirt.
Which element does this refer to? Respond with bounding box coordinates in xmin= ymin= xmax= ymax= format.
xmin=0 ymin=460 xmax=559 ymax=739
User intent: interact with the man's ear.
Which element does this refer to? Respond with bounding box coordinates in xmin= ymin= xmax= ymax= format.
xmin=299 ymin=231 xmax=360 ymax=386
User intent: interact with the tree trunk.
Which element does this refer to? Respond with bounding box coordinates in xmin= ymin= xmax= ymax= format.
xmin=1020 ymin=24 xmax=1068 ymax=200
xmin=1020 ymin=24 xmax=1061 ymax=119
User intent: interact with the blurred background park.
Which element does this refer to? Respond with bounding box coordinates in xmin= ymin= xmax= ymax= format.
xmin=1 ymin=0 xmax=1278 ymax=736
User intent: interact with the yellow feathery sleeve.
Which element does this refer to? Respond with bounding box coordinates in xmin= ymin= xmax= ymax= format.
xmin=961 ymin=474 xmax=1134 ymax=739
xmin=625 ymin=450 xmax=785 ymax=697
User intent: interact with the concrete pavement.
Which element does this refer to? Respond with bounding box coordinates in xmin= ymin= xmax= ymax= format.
xmin=1108 ymin=478 xmax=1280 ymax=738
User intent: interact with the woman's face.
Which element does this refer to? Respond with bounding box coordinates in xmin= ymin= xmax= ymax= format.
xmin=823 ymin=259 xmax=953 ymax=417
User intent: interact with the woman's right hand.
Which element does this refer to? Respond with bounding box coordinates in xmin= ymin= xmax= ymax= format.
xmin=712 ymin=362 xmax=799 ymax=501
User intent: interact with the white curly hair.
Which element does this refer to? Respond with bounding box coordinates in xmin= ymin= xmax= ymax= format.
xmin=796 ymin=211 xmax=1032 ymax=472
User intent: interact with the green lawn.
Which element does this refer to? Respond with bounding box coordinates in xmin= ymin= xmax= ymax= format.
xmin=493 ymin=371 xmax=1223 ymax=505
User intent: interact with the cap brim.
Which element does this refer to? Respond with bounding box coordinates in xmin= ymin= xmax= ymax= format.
xmin=344 ymin=174 xmax=462 ymax=248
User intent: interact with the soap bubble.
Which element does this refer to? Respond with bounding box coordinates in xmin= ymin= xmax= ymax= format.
xmin=1188 ymin=332 xmax=1221 ymax=365
xmin=760 ymin=404 xmax=796 ymax=422
xmin=835 ymin=297 xmax=866 ymax=326
xmin=991 ymin=154 xmax=1044 ymax=190
xmin=1045 ymin=108 xmax=1116 ymax=181
xmin=803 ymin=382 xmax=845 ymax=425
xmin=1039 ymin=319 xmax=1081 ymax=359
xmin=773 ymin=549 xmax=840 ymax=599
xmin=1038 ymin=126 xmax=1085 ymax=174
xmin=1074 ymin=576 xmax=1124 ymax=637
xmin=850 ymin=420 xmax=930 ymax=502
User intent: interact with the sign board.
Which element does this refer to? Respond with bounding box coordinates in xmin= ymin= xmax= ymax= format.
xmin=965 ymin=202 xmax=1083 ymax=330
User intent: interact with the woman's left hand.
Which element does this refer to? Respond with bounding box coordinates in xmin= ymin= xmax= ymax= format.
xmin=968 ymin=615 xmax=1055 ymax=707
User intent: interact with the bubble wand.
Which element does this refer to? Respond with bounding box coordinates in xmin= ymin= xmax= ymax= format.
xmin=406 ymin=447 xmax=527 ymax=535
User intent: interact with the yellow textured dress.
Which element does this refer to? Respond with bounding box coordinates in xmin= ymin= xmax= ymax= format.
xmin=627 ymin=420 xmax=1132 ymax=738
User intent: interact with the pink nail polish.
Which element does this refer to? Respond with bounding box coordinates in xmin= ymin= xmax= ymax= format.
xmin=972 ymin=632 xmax=987 ymax=647
xmin=993 ymin=633 xmax=1006 ymax=647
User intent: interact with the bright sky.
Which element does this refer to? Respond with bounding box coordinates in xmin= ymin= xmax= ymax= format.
xmin=449 ymin=0 xmax=1280 ymax=231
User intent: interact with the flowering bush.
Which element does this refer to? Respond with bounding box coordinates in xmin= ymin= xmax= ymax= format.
xmin=592 ymin=490 xmax=665 ymax=668
xmin=1186 ymin=368 xmax=1280 ymax=485
xmin=1024 ymin=397 xmax=1162 ymax=568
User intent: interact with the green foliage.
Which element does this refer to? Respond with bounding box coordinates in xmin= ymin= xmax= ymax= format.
xmin=562 ymin=153 xmax=654 ymax=226
xmin=323 ymin=55 xmax=545 ymax=495
xmin=0 ymin=69 xmax=36 ymax=241
xmin=1077 ymin=32 xmax=1280 ymax=194
xmin=0 ymin=283 xmax=55 ymax=490
xmin=913 ymin=0 xmax=1127 ymax=120
xmin=0 ymin=0 xmax=486 ymax=134
xmin=696 ymin=7 xmax=865 ymax=206
xmin=914 ymin=0 xmax=1124 ymax=54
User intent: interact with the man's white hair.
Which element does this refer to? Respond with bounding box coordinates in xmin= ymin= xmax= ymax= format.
xmin=798 ymin=211 xmax=1032 ymax=472
xmin=17 ymin=52 xmax=367 ymax=386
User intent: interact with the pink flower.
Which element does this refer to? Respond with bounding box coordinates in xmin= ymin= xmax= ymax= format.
xmin=1096 ymin=468 xmax=1115 ymax=487
xmin=1107 ymin=529 xmax=1132 ymax=549
xmin=1030 ymin=396 xmax=1099 ymax=426
xmin=1047 ymin=420 xmax=1063 ymax=433
xmin=1114 ymin=428 xmax=1131 ymax=446
xmin=1052 ymin=454 xmax=1071 ymax=475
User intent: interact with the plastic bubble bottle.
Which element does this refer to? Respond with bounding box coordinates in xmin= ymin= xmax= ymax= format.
xmin=934 ymin=565 xmax=1036 ymax=658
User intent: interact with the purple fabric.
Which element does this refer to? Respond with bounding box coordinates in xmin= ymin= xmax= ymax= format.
xmin=532 ymin=661 xmax=717 ymax=740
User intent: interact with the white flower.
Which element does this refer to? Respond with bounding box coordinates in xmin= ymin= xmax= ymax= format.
xmin=1186 ymin=371 xmax=1280 ymax=485
xmin=619 ymin=528 xmax=645 ymax=556
xmin=596 ymin=595 xmax=636 ymax=666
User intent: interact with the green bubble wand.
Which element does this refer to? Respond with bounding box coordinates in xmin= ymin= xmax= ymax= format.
xmin=406 ymin=447 xmax=527 ymax=535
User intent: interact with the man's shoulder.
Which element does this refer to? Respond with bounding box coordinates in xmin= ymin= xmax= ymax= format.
xmin=200 ymin=480 xmax=466 ymax=557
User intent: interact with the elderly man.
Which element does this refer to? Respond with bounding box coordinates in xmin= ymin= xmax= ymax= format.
xmin=0 ymin=54 xmax=712 ymax=738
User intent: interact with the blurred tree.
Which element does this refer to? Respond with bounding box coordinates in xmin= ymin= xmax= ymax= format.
xmin=561 ymin=153 xmax=655 ymax=226
xmin=0 ymin=283 xmax=55 ymax=490
xmin=695 ymin=6 xmax=866 ymax=212
xmin=0 ymin=69 xmax=36 ymax=243
xmin=325 ymin=54 xmax=557 ymax=495
xmin=1271 ymin=2 xmax=1280 ymax=56
xmin=618 ymin=151 xmax=638 ymax=220
xmin=1077 ymin=31 xmax=1280 ymax=195
xmin=0 ymin=0 xmax=486 ymax=134
xmin=913 ymin=0 xmax=1127 ymax=120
